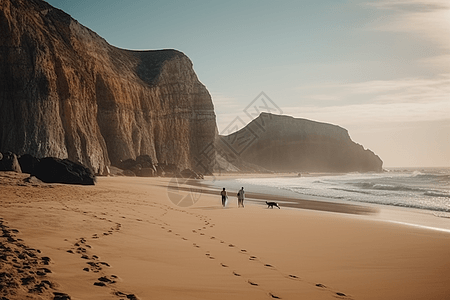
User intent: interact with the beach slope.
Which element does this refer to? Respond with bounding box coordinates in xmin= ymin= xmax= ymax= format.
xmin=1 ymin=173 xmax=449 ymax=299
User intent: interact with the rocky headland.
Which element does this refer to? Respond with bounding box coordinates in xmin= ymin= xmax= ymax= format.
xmin=217 ymin=113 xmax=383 ymax=173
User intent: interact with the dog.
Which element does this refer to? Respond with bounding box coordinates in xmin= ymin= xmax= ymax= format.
xmin=266 ymin=201 xmax=280 ymax=209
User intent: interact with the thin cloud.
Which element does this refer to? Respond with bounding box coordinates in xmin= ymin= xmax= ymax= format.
xmin=283 ymin=101 xmax=449 ymax=126
xmin=367 ymin=0 xmax=450 ymax=12
xmin=345 ymin=75 xmax=450 ymax=104
xmin=297 ymin=74 xmax=450 ymax=104
xmin=288 ymin=74 xmax=450 ymax=125
xmin=366 ymin=0 xmax=450 ymax=49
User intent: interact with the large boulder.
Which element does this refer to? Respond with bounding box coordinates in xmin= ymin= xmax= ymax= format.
xmin=136 ymin=155 xmax=154 ymax=168
xmin=117 ymin=159 xmax=137 ymax=171
xmin=159 ymin=163 xmax=179 ymax=176
xmin=139 ymin=168 xmax=156 ymax=177
xmin=0 ymin=152 xmax=22 ymax=173
xmin=18 ymin=154 xmax=40 ymax=174
xmin=32 ymin=157 xmax=95 ymax=185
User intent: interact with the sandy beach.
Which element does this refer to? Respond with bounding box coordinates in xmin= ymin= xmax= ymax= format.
xmin=1 ymin=172 xmax=449 ymax=300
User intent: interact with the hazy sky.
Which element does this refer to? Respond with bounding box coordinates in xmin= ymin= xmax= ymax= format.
xmin=46 ymin=0 xmax=449 ymax=167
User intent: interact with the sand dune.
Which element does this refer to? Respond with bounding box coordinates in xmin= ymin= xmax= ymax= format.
xmin=1 ymin=172 xmax=449 ymax=299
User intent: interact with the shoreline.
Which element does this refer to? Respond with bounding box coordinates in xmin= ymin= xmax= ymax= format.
xmin=1 ymin=173 xmax=450 ymax=299
xmin=200 ymin=174 xmax=450 ymax=233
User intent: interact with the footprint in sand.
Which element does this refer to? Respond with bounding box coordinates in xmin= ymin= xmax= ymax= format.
xmin=115 ymin=291 xmax=139 ymax=300
xmin=76 ymin=247 xmax=86 ymax=253
xmin=248 ymin=280 xmax=259 ymax=286
xmin=249 ymin=256 xmax=257 ymax=261
xmin=228 ymin=244 xmax=235 ymax=247
xmin=53 ymin=292 xmax=71 ymax=300
xmin=269 ymin=292 xmax=282 ymax=299
xmin=316 ymin=283 xmax=326 ymax=288
xmin=233 ymin=272 xmax=241 ymax=276
xmin=220 ymin=263 xmax=228 ymax=267
xmin=264 ymin=264 xmax=274 ymax=268
xmin=288 ymin=274 xmax=299 ymax=279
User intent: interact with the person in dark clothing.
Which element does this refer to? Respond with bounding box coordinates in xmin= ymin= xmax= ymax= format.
xmin=237 ymin=187 xmax=245 ymax=208
xmin=220 ymin=188 xmax=227 ymax=207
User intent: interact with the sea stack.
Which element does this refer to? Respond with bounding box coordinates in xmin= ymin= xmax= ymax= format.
xmin=0 ymin=0 xmax=217 ymax=174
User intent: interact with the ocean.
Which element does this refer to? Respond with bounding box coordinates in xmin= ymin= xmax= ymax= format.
xmin=209 ymin=168 xmax=450 ymax=216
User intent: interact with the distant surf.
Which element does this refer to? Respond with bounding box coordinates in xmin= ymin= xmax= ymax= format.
xmin=211 ymin=168 xmax=450 ymax=214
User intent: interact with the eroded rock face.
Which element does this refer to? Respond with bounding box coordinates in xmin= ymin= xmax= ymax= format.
xmin=0 ymin=0 xmax=217 ymax=174
xmin=218 ymin=113 xmax=383 ymax=173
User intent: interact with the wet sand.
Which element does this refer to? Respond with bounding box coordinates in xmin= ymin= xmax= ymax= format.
xmin=1 ymin=172 xmax=449 ymax=299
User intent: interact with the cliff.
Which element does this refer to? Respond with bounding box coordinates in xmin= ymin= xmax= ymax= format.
xmin=0 ymin=0 xmax=217 ymax=174
xmin=217 ymin=113 xmax=383 ymax=173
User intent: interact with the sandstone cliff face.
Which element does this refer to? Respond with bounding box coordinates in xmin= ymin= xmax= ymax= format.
xmin=218 ymin=113 xmax=383 ymax=173
xmin=0 ymin=0 xmax=216 ymax=173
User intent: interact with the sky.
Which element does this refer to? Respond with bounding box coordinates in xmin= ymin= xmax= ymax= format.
xmin=46 ymin=0 xmax=450 ymax=168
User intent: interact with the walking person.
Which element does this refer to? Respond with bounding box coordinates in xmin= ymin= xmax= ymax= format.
xmin=237 ymin=187 xmax=245 ymax=208
xmin=220 ymin=188 xmax=228 ymax=208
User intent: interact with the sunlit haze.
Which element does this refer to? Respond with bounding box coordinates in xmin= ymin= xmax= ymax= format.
xmin=46 ymin=0 xmax=450 ymax=168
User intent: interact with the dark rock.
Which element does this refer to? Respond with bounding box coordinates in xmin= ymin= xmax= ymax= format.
xmin=122 ymin=170 xmax=136 ymax=177
xmin=159 ymin=163 xmax=179 ymax=176
xmin=31 ymin=157 xmax=95 ymax=185
xmin=118 ymin=159 xmax=137 ymax=171
xmin=135 ymin=155 xmax=154 ymax=167
xmin=18 ymin=154 xmax=40 ymax=174
xmin=117 ymin=156 xmax=156 ymax=177
xmin=130 ymin=164 xmax=142 ymax=176
xmin=109 ymin=166 xmax=125 ymax=176
xmin=139 ymin=167 xmax=155 ymax=177
xmin=0 ymin=152 xmax=22 ymax=173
